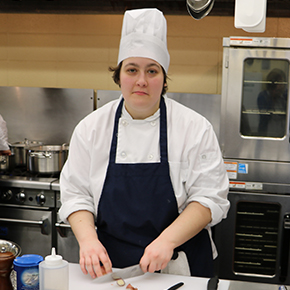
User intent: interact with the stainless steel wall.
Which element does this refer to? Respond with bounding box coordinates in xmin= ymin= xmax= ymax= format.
xmin=0 ymin=87 xmax=220 ymax=146
xmin=0 ymin=87 xmax=94 ymax=145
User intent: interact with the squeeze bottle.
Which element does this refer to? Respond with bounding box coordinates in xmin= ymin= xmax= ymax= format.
xmin=39 ymin=248 xmax=69 ymax=290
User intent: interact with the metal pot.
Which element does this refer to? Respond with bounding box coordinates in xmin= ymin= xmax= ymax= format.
xmin=0 ymin=239 xmax=21 ymax=259
xmin=0 ymin=154 xmax=15 ymax=172
xmin=10 ymin=139 xmax=43 ymax=167
xmin=27 ymin=144 xmax=69 ymax=174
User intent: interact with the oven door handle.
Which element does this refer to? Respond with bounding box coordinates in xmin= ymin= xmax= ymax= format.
xmin=55 ymin=222 xmax=96 ymax=238
xmin=279 ymin=213 xmax=290 ymax=282
xmin=55 ymin=222 xmax=71 ymax=237
xmin=0 ymin=217 xmax=50 ymax=235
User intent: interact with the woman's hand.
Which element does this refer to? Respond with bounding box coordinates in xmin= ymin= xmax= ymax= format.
xmin=140 ymin=202 xmax=212 ymax=273
xmin=68 ymin=210 xmax=112 ymax=279
xmin=79 ymin=236 xmax=112 ymax=279
xmin=139 ymin=238 xmax=174 ymax=273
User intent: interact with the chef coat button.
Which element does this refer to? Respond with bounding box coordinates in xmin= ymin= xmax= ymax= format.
xmin=122 ymin=120 xmax=128 ymax=126
xmin=151 ymin=121 xmax=156 ymax=126
xmin=148 ymin=154 xmax=154 ymax=160
xmin=201 ymin=154 xmax=207 ymax=160
xmin=121 ymin=151 xmax=127 ymax=158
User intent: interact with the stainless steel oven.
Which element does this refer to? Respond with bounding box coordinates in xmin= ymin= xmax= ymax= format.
xmin=214 ymin=185 xmax=290 ymax=285
xmin=53 ymin=183 xmax=80 ymax=263
xmin=0 ymin=176 xmax=57 ymax=258
xmin=215 ymin=36 xmax=290 ymax=285
xmin=220 ymin=37 xmax=290 ymax=175
xmin=55 ymin=218 xmax=79 ymax=263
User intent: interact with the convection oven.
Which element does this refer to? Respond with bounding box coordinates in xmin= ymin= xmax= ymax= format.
xmin=215 ymin=36 xmax=290 ymax=285
xmin=214 ymin=185 xmax=290 ymax=285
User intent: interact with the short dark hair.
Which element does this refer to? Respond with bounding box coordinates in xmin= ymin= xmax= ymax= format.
xmin=109 ymin=61 xmax=169 ymax=96
xmin=266 ymin=68 xmax=286 ymax=91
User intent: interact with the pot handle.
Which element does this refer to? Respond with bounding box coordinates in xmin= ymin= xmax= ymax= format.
xmin=61 ymin=143 xmax=69 ymax=150
xmin=30 ymin=152 xmax=52 ymax=159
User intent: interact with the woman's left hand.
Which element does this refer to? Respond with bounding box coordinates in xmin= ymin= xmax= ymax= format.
xmin=139 ymin=238 xmax=174 ymax=273
xmin=139 ymin=202 xmax=212 ymax=273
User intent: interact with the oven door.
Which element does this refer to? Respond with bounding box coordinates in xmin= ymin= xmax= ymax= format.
xmin=0 ymin=205 xmax=54 ymax=257
xmin=220 ymin=46 xmax=290 ymax=163
xmin=55 ymin=220 xmax=79 ymax=263
xmin=214 ymin=191 xmax=290 ymax=285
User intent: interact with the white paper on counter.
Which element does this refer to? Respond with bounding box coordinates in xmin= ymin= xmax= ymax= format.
xmin=68 ymin=263 xmax=231 ymax=290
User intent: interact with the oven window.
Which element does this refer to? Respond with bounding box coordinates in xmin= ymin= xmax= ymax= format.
xmin=234 ymin=201 xmax=280 ymax=276
xmin=240 ymin=58 xmax=289 ymax=138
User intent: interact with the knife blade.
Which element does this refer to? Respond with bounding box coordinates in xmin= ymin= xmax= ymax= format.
xmin=95 ymin=251 xmax=179 ymax=283
xmin=95 ymin=264 xmax=144 ymax=283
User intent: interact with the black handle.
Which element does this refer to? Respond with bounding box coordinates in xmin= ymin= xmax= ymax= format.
xmin=167 ymin=282 xmax=184 ymax=290
xmin=207 ymin=276 xmax=219 ymax=290
xmin=171 ymin=250 xmax=179 ymax=260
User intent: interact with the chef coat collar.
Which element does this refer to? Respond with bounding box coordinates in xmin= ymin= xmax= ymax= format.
xmin=119 ymin=95 xmax=161 ymax=122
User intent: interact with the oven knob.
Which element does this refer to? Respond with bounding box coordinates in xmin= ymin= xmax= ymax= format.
xmin=16 ymin=191 xmax=26 ymax=203
xmin=1 ymin=190 xmax=12 ymax=200
xmin=36 ymin=193 xmax=46 ymax=205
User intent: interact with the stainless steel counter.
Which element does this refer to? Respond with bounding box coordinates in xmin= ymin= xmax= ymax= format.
xmin=0 ymin=175 xmax=58 ymax=190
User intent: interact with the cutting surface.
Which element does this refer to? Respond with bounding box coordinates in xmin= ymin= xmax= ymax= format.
xmin=68 ymin=263 xmax=230 ymax=290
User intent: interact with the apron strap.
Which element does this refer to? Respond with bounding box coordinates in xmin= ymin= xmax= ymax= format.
xmin=109 ymin=98 xmax=124 ymax=163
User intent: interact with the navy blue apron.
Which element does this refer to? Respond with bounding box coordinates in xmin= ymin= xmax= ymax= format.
xmin=96 ymin=97 xmax=213 ymax=278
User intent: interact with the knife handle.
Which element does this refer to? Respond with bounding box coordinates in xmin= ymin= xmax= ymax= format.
xmin=167 ymin=282 xmax=184 ymax=290
xmin=207 ymin=276 xmax=219 ymax=290
xmin=171 ymin=251 xmax=179 ymax=260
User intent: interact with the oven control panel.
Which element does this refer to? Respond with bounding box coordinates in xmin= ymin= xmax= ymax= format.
xmin=0 ymin=187 xmax=55 ymax=207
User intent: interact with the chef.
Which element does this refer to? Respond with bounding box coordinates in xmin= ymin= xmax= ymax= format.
xmin=0 ymin=114 xmax=11 ymax=155
xmin=59 ymin=8 xmax=230 ymax=280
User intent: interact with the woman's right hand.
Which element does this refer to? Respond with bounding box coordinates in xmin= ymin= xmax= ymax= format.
xmin=67 ymin=210 xmax=112 ymax=279
xmin=79 ymin=237 xmax=112 ymax=279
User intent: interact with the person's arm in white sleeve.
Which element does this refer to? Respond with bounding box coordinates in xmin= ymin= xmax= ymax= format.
xmin=185 ymin=122 xmax=230 ymax=227
xmin=59 ymin=116 xmax=113 ymax=279
xmin=68 ymin=210 xmax=112 ymax=278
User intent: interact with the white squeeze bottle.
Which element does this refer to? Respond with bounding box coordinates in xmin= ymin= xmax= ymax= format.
xmin=39 ymin=247 xmax=69 ymax=290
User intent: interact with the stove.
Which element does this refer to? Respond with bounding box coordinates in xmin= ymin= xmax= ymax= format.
xmin=0 ymin=169 xmax=79 ymax=263
xmin=0 ymin=170 xmax=60 ymax=258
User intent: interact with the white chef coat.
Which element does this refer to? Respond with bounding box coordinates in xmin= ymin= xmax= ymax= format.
xmin=0 ymin=114 xmax=9 ymax=151
xmin=59 ymin=95 xmax=230 ymax=258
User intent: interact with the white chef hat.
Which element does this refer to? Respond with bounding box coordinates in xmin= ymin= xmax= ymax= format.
xmin=117 ymin=8 xmax=170 ymax=73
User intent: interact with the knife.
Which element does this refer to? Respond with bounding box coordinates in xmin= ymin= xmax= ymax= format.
xmin=95 ymin=251 xmax=179 ymax=283
xmin=95 ymin=264 xmax=144 ymax=283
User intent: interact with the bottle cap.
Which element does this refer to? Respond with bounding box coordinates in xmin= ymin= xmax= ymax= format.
xmin=13 ymin=254 xmax=43 ymax=267
xmin=45 ymin=248 xmax=63 ymax=266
